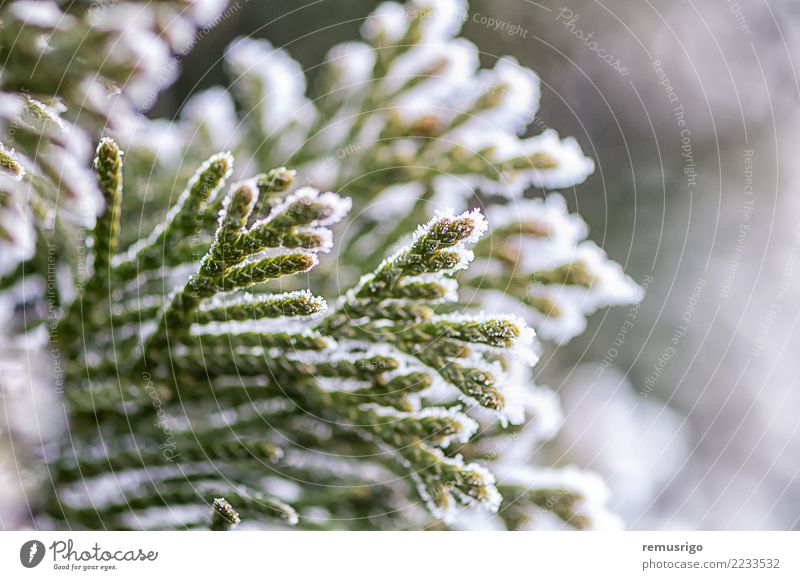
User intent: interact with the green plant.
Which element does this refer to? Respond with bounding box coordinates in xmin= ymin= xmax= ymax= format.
xmin=1 ymin=0 xmax=640 ymax=530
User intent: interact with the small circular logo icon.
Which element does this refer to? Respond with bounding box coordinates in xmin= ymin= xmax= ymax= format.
xmin=20 ymin=540 xmax=45 ymax=568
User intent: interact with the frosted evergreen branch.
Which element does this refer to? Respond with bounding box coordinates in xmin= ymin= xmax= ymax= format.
xmin=195 ymin=291 xmax=327 ymax=323
xmin=211 ymin=498 xmax=241 ymax=531
xmin=113 ymin=152 xmax=234 ymax=281
xmin=55 ymin=440 xmax=284 ymax=482
xmin=89 ymin=139 xmax=124 ymax=290
xmin=56 ymin=138 xmax=124 ymax=355
xmin=1 ymin=0 xmax=639 ymax=531
xmin=189 ymin=330 xmax=333 ymax=352
xmin=249 ymin=167 xmax=297 ymax=223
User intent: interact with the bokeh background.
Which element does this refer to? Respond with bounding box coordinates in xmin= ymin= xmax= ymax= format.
xmin=146 ymin=0 xmax=799 ymax=529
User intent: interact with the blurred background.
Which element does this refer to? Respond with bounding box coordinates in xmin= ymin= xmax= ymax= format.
xmin=151 ymin=0 xmax=800 ymax=529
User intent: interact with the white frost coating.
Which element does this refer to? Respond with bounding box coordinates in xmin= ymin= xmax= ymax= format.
xmin=396 ymin=274 xmax=459 ymax=303
xmin=449 ymin=506 xmax=506 ymax=531
xmin=476 ymin=199 xmax=641 ymax=344
xmin=429 ymin=312 xmax=538 ymax=370
xmin=409 ymin=0 xmax=468 ymax=40
xmin=369 ymin=405 xmax=478 ymax=447
xmin=517 ymin=243 xmax=640 ymax=344
xmin=349 ymin=207 xmax=486 ymax=301
xmin=187 ymin=0 xmax=229 ymax=27
xmin=298 ymin=188 xmax=352 ymax=227
xmin=457 ymin=207 xmax=488 ymax=243
xmin=385 ymin=38 xmax=479 ymax=104
xmin=25 ymin=97 xmax=66 ymax=132
xmin=296 ymin=340 xmax=402 ymax=373
xmin=480 ymin=376 xmax=562 ymax=442
xmin=284 ymin=448 xmax=394 ymax=482
xmin=218 ymin=179 xmax=258 ymax=228
xmin=461 ymin=460 xmax=502 ymax=512
xmin=409 ymin=448 xmax=501 ymax=523
xmin=0 ymin=92 xmax=24 ymax=120
xmin=480 ymin=287 xmax=587 ymax=345
xmin=0 ymin=201 xmax=35 ymax=276
xmin=323 ymin=42 xmax=377 ymax=91
xmin=488 ymin=193 xmax=587 ymax=247
xmin=315 ymin=376 xmax=371 ymax=393
xmin=297 ymin=227 xmax=334 ymax=253
xmin=261 ymin=476 xmax=303 ymax=503
xmin=361 ymin=2 xmax=409 ymax=44
xmin=475 ymin=370 xmax=544 ymax=428
xmin=0 ymin=143 xmax=26 ymax=182
xmin=515 ymin=132 xmax=596 ymax=190
xmin=570 ymin=241 xmax=644 ymax=307
xmin=443 ymin=127 xmax=595 ymax=197
xmin=225 ymin=37 xmax=311 ymax=135
xmin=199 ymin=289 xmax=327 ymax=320
xmin=10 ymin=1 xmax=73 ymax=29
xmin=254 ymin=187 xmax=351 ymax=231
xmin=496 ymin=465 xmax=624 ymax=530
xmin=420 ymin=406 xmax=478 ymax=445
xmin=483 ymin=197 xmax=586 ymax=273
xmin=182 ymin=87 xmax=240 ymax=151
xmin=465 ymin=56 xmax=541 ymax=133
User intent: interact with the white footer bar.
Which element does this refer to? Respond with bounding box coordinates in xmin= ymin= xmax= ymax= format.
xmin=1 ymin=532 xmax=797 ymax=579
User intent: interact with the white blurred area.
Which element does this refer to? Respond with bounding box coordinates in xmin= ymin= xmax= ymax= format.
xmin=0 ymin=331 xmax=64 ymax=529
xmin=548 ymin=365 xmax=689 ymax=529
xmin=473 ymin=0 xmax=800 ymax=529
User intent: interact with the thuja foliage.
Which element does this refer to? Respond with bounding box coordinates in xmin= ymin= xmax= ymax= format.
xmin=0 ymin=0 xmax=226 ymax=277
xmin=0 ymin=0 xmax=640 ymax=530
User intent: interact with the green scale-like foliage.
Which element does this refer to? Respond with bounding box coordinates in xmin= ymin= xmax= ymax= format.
xmin=45 ymin=138 xmax=567 ymax=530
